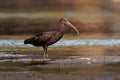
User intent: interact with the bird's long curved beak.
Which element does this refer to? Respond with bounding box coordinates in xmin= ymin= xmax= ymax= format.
xmin=65 ymin=22 xmax=80 ymax=35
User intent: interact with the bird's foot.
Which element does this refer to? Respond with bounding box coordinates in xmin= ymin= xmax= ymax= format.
xmin=43 ymin=54 xmax=51 ymax=61
xmin=43 ymin=54 xmax=49 ymax=59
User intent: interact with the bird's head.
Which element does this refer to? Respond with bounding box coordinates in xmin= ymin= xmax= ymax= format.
xmin=59 ymin=18 xmax=80 ymax=35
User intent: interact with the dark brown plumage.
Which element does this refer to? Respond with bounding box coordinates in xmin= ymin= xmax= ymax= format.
xmin=24 ymin=18 xmax=79 ymax=59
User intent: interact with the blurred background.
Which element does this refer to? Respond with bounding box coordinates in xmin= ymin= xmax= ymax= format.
xmin=0 ymin=1 xmax=120 ymax=79
xmin=0 ymin=0 xmax=120 ymax=38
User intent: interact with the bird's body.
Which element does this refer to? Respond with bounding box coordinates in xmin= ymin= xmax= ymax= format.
xmin=25 ymin=31 xmax=63 ymax=46
xmin=24 ymin=18 xmax=79 ymax=59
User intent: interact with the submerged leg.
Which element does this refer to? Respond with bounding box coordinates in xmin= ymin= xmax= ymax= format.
xmin=43 ymin=45 xmax=48 ymax=59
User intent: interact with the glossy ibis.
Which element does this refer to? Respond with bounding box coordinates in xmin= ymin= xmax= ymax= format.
xmin=24 ymin=18 xmax=79 ymax=59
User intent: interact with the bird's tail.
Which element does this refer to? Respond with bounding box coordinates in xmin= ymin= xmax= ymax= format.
xmin=24 ymin=37 xmax=33 ymax=44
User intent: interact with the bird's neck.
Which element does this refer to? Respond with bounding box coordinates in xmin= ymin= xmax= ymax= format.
xmin=59 ymin=23 xmax=65 ymax=34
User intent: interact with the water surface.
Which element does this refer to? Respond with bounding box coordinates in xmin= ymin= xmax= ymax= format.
xmin=0 ymin=39 xmax=120 ymax=47
xmin=0 ymin=39 xmax=120 ymax=80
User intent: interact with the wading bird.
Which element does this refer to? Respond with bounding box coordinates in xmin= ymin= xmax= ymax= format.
xmin=24 ymin=18 xmax=79 ymax=59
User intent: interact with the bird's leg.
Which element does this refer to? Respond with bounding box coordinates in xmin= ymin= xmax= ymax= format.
xmin=43 ymin=51 xmax=46 ymax=59
xmin=43 ymin=45 xmax=48 ymax=59
xmin=45 ymin=46 xmax=49 ymax=58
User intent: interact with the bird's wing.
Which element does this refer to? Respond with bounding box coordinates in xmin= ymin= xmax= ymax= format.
xmin=34 ymin=32 xmax=53 ymax=43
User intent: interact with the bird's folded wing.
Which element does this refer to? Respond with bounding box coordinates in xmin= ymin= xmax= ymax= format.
xmin=34 ymin=32 xmax=52 ymax=43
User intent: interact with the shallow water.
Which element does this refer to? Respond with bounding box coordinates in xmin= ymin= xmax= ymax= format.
xmin=0 ymin=39 xmax=120 ymax=80
xmin=1 ymin=39 xmax=120 ymax=47
xmin=0 ymin=39 xmax=120 ymax=67
xmin=0 ymin=55 xmax=119 ymax=80
xmin=0 ymin=52 xmax=120 ymax=66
